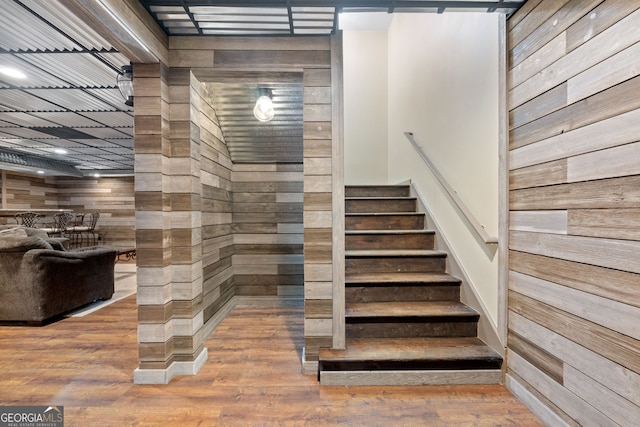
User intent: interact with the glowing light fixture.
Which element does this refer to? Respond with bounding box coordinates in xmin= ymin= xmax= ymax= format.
xmin=253 ymin=88 xmax=275 ymax=122
xmin=54 ymin=148 xmax=68 ymax=155
xmin=0 ymin=66 xmax=26 ymax=79
xmin=117 ymin=64 xmax=134 ymax=107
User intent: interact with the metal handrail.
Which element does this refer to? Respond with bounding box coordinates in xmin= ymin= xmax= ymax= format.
xmin=403 ymin=132 xmax=498 ymax=245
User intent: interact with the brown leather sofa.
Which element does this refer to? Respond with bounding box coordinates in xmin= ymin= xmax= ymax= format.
xmin=0 ymin=227 xmax=116 ymax=324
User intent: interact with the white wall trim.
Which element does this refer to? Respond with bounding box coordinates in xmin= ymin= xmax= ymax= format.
xmin=497 ymin=13 xmax=509 ymax=346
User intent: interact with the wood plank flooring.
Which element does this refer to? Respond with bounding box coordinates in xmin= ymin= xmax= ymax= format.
xmin=0 ymin=296 xmax=542 ymax=426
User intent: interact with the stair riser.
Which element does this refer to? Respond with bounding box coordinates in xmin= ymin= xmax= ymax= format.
xmin=346 ymin=186 xmax=410 ymax=198
xmin=319 ymin=370 xmax=503 ymax=386
xmin=346 ymin=233 xmax=435 ymax=250
xmin=345 ymin=285 xmax=460 ymax=303
xmin=346 ymin=256 xmax=446 ymax=274
xmin=319 ymin=360 xmax=502 ymax=372
xmin=346 ymin=321 xmax=478 ymax=339
xmin=346 ymin=215 xmax=425 ymax=231
xmin=346 ymin=199 xmax=417 ymax=214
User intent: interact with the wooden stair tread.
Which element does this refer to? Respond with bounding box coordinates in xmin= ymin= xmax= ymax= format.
xmin=346 ymin=301 xmax=478 ymax=318
xmin=346 ymin=212 xmax=423 ymax=217
xmin=319 ymin=337 xmax=500 ymax=362
xmin=344 ymin=196 xmax=418 ymax=202
xmin=346 ymin=249 xmax=447 ymax=257
xmin=346 ymin=230 xmax=433 ymax=236
xmin=346 ymin=272 xmax=460 ymax=285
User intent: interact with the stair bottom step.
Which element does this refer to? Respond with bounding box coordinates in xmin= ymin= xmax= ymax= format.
xmin=319 ymin=337 xmax=502 ymax=371
xmin=319 ymin=369 xmax=503 ymax=386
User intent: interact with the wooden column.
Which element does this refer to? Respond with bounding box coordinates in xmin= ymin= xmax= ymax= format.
xmin=168 ymin=71 xmax=206 ymax=368
xmin=133 ymin=62 xmax=174 ymax=383
xmin=302 ymin=45 xmax=334 ymax=373
xmin=133 ymin=62 xmax=207 ymax=384
xmin=1 ymin=170 xmax=6 ymax=209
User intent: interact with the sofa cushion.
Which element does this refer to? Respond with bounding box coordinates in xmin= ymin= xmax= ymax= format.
xmin=0 ymin=227 xmax=28 ymax=239
xmin=0 ymin=235 xmax=53 ymax=252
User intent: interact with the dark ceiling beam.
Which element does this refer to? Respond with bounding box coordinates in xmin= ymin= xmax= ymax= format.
xmin=140 ymin=0 xmax=522 ymax=10
xmin=60 ymin=0 xmax=169 ymax=64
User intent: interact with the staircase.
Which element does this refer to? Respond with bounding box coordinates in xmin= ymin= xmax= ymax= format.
xmin=318 ymin=185 xmax=502 ymax=386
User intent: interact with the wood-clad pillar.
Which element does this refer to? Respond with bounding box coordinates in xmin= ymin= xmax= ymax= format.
xmin=167 ymin=70 xmax=206 ymax=367
xmin=302 ymin=62 xmax=335 ymax=372
xmin=133 ymin=62 xmax=207 ymax=384
xmin=133 ymin=62 xmax=174 ymax=382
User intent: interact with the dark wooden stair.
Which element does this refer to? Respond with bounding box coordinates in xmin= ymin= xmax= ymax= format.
xmin=318 ymin=184 xmax=502 ymax=386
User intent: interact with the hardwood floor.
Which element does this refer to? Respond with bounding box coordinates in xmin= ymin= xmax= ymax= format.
xmin=0 ymin=295 xmax=543 ymax=426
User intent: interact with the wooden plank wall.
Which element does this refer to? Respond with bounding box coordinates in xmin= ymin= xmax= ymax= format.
xmin=196 ymin=82 xmax=234 ymax=324
xmin=168 ymin=36 xmax=336 ymax=372
xmin=1 ymin=171 xmax=58 ymax=223
xmin=302 ymin=65 xmax=334 ymax=369
xmin=0 ymin=172 xmax=135 ymax=249
xmin=506 ymin=1 xmax=640 ymax=425
xmin=232 ymin=164 xmax=303 ymax=298
xmin=57 ymin=176 xmax=134 ymax=248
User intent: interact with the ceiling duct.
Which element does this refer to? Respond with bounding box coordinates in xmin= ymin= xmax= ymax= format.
xmin=0 ymin=148 xmax=83 ymax=176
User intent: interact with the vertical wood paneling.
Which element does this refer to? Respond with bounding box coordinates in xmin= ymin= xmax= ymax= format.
xmin=507 ymin=1 xmax=640 ymax=423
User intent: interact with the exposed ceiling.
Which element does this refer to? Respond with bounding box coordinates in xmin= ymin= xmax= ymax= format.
xmin=0 ymin=0 xmax=133 ymax=176
xmin=140 ymin=0 xmax=525 ymax=36
xmin=0 ymin=0 xmax=526 ymax=175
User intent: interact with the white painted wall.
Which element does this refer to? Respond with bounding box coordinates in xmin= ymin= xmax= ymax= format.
xmin=387 ymin=13 xmax=500 ymax=323
xmin=343 ymin=13 xmax=501 ymax=324
xmin=343 ymin=31 xmax=389 ymax=184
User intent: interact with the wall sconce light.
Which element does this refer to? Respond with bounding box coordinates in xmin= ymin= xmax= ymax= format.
xmin=253 ymin=88 xmax=274 ymax=122
xmin=117 ymin=64 xmax=134 ymax=107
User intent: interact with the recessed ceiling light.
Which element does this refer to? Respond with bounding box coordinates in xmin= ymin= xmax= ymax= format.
xmin=93 ymin=173 xmax=100 ymax=178
xmin=0 ymin=66 xmax=27 ymax=79
xmin=37 ymin=170 xmax=45 ymax=174
xmin=54 ymin=148 xmax=68 ymax=155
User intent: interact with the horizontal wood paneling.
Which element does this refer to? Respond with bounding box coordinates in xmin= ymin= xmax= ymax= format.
xmin=507 ymin=1 xmax=640 ymax=423
xmin=509 ymin=210 xmax=567 ymax=234
xmin=510 ymin=5 xmax=640 ymax=108
xmin=567 ymin=208 xmax=640 ymax=240
xmin=196 ymin=82 xmax=234 ymax=325
xmin=232 ymin=164 xmax=303 ymax=298
xmin=57 ymin=176 xmax=135 ymax=248
xmin=1 ymin=172 xmax=135 ymax=249
xmin=509 ymin=159 xmax=567 ymax=190
xmin=511 ymin=75 xmax=640 ymax=149
xmin=1 ymin=172 xmax=58 ymax=219
xmin=509 ymin=250 xmax=640 ymax=307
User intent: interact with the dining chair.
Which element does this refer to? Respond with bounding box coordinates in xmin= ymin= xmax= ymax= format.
xmin=14 ymin=212 xmax=40 ymax=228
xmin=68 ymin=212 xmax=100 ymax=247
xmin=39 ymin=212 xmax=74 ymax=238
